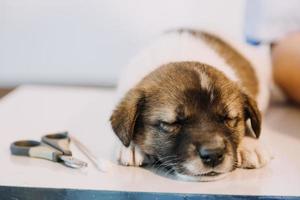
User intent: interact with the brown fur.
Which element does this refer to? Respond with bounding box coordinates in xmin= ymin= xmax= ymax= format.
xmin=177 ymin=29 xmax=259 ymax=98
xmin=110 ymin=62 xmax=261 ymax=176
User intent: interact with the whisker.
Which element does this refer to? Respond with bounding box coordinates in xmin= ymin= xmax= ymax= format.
xmin=149 ymin=154 xmax=186 ymax=178
xmin=154 ymin=160 xmax=179 ymax=171
xmin=152 ymin=158 xmax=178 ymax=169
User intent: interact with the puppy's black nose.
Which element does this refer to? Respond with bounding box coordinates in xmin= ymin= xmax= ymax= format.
xmin=199 ymin=146 xmax=225 ymax=167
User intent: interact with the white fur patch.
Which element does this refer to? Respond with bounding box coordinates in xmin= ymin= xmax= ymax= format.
xmin=175 ymin=171 xmax=229 ymax=182
xmin=116 ymin=31 xmax=239 ymax=101
xmin=116 ymin=142 xmax=145 ymax=166
xmin=183 ymin=159 xmax=206 ymax=175
xmin=199 ymin=72 xmax=211 ymax=91
xmin=237 ymin=136 xmax=272 ymax=169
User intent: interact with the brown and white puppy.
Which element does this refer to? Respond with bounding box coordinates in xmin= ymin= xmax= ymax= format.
xmin=110 ymin=29 xmax=272 ymax=181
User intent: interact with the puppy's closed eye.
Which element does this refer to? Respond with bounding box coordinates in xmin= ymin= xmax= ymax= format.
xmin=218 ymin=115 xmax=239 ymax=128
xmin=158 ymin=121 xmax=181 ymax=133
xmin=225 ymin=117 xmax=239 ymax=128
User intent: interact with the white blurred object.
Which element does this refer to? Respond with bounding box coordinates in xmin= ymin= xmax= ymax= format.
xmin=245 ymin=0 xmax=300 ymax=44
xmin=245 ymin=0 xmax=300 ymax=103
xmin=71 ymin=135 xmax=113 ymax=172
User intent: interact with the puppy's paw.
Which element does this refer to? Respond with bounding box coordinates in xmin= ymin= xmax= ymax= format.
xmin=237 ymin=137 xmax=272 ymax=169
xmin=117 ymin=143 xmax=145 ymax=167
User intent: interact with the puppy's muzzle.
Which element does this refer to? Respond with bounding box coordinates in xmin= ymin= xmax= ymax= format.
xmin=198 ymin=136 xmax=226 ymax=167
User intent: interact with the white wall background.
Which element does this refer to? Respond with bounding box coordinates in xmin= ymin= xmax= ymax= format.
xmin=0 ymin=0 xmax=245 ymax=87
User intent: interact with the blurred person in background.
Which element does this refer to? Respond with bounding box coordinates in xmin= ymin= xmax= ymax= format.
xmin=245 ymin=0 xmax=300 ymax=104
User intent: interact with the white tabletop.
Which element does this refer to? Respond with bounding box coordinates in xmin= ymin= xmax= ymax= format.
xmin=1 ymin=85 xmax=300 ymax=197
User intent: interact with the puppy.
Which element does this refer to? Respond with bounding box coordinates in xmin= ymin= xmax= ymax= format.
xmin=110 ymin=29 xmax=272 ymax=181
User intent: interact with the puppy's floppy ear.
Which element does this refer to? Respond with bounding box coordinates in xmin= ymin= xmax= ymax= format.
xmin=110 ymin=89 xmax=144 ymax=147
xmin=242 ymin=93 xmax=262 ymax=138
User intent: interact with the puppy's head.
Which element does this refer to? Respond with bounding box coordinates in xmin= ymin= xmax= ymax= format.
xmin=110 ymin=62 xmax=261 ymax=181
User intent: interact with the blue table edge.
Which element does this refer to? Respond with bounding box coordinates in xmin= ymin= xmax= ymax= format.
xmin=0 ymin=185 xmax=299 ymax=200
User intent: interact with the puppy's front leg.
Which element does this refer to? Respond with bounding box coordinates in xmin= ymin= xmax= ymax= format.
xmin=237 ymin=137 xmax=272 ymax=169
xmin=117 ymin=142 xmax=145 ymax=166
